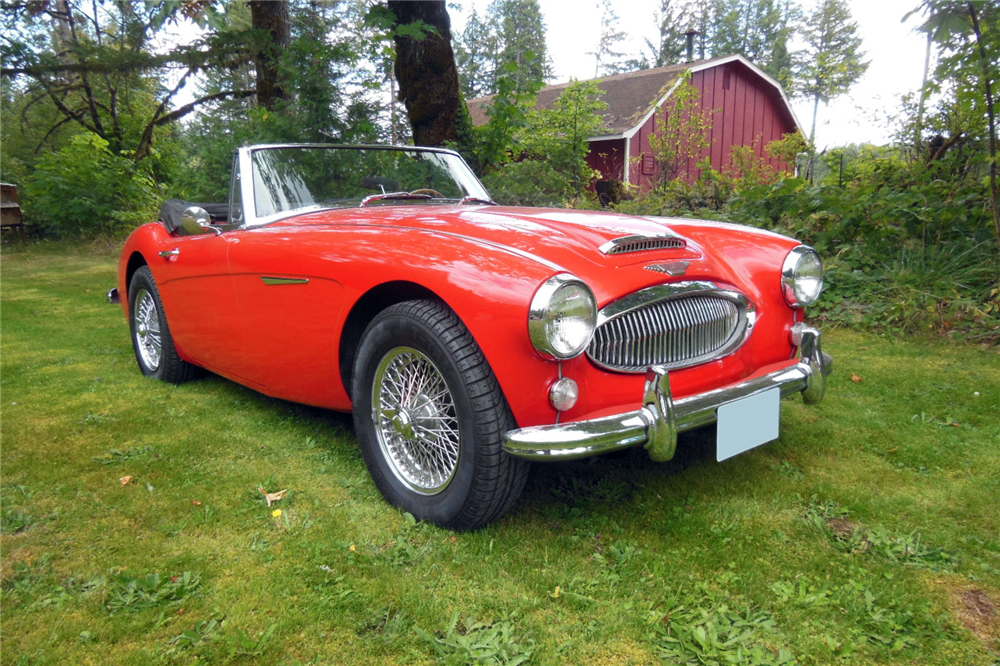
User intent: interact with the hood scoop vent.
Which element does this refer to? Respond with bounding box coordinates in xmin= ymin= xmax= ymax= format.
xmin=599 ymin=233 xmax=685 ymax=255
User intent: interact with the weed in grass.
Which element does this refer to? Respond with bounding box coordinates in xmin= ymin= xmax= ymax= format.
xmin=218 ymin=624 xmax=279 ymax=659
xmin=415 ymin=611 xmax=535 ymax=665
xmin=313 ymin=566 xmax=355 ymax=604
xmin=357 ymin=605 xmax=409 ymax=645
xmin=105 ymin=571 xmax=201 ymax=613
xmin=1 ymin=507 xmax=38 ymax=534
xmin=803 ymin=496 xmax=957 ymax=570
xmin=34 ymin=576 xmax=102 ymax=609
xmin=385 ymin=534 xmax=433 ymax=566
xmin=163 ymin=614 xmax=224 ymax=659
xmin=770 ymin=572 xmax=954 ymax=657
xmin=648 ymin=582 xmax=795 ymax=665
xmin=91 ymin=446 xmax=154 ymax=465
xmin=3 ymin=553 xmax=54 ymax=596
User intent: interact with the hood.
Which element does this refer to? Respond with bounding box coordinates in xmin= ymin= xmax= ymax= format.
xmin=287 ymin=204 xmax=702 ymax=271
xmin=280 ymin=204 xmax=796 ymax=308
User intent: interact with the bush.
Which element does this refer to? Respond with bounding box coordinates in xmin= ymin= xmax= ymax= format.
xmin=23 ymin=133 xmax=163 ymax=238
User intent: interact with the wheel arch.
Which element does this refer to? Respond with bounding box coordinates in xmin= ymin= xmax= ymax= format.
xmin=124 ymin=251 xmax=148 ymax=304
xmin=339 ymin=280 xmax=447 ymax=399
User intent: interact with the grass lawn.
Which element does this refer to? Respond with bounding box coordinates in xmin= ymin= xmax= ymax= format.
xmin=2 ymin=243 xmax=999 ymax=665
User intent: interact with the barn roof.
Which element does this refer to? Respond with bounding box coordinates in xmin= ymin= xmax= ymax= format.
xmin=466 ymin=54 xmax=800 ymax=138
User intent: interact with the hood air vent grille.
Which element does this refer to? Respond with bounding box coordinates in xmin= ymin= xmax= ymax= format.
xmin=600 ymin=235 xmax=685 ymax=255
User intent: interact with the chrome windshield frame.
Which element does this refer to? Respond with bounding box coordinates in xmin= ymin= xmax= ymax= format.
xmin=235 ymin=144 xmax=491 ymax=229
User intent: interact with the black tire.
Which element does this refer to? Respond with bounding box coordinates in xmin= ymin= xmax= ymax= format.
xmin=352 ymin=299 xmax=529 ymax=530
xmin=128 ymin=266 xmax=201 ymax=384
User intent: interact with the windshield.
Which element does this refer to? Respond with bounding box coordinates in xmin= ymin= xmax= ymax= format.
xmin=248 ymin=146 xmax=492 ymax=222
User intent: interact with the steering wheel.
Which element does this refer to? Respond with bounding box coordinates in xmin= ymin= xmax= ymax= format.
xmin=408 ymin=188 xmax=445 ymax=198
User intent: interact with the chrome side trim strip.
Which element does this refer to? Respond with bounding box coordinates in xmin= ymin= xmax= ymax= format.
xmin=503 ymin=326 xmax=832 ymax=462
xmin=260 ymin=276 xmax=310 ymax=285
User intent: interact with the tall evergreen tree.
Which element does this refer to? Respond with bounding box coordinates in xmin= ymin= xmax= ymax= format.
xmin=648 ymin=0 xmax=694 ymax=67
xmin=712 ymin=0 xmax=798 ymax=87
xmin=590 ymin=0 xmax=629 ymax=76
xmin=454 ymin=7 xmax=496 ymax=99
xmin=453 ymin=0 xmax=551 ymax=97
xmin=795 ymin=0 xmax=869 ymax=145
xmin=488 ymin=0 xmax=552 ymax=92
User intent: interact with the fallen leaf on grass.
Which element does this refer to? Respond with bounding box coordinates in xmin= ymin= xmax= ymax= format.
xmin=851 ymin=374 xmax=863 ymax=384
xmin=192 ymin=500 xmax=202 ymax=506
xmin=550 ymin=586 xmax=561 ymax=599
xmin=887 ymin=447 xmax=899 ymax=453
xmin=119 ymin=475 xmax=134 ymax=486
xmin=258 ymin=488 xmax=288 ymax=506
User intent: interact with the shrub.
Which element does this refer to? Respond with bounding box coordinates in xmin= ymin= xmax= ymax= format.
xmin=23 ymin=133 xmax=163 ymax=238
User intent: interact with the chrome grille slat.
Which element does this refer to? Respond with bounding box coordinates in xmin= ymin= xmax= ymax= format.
xmin=587 ymin=290 xmax=748 ymax=373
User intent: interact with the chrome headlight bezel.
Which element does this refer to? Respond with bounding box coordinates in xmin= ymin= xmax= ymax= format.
xmin=781 ymin=245 xmax=824 ymax=308
xmin=528 ymin=274 xmax=597 ymax=360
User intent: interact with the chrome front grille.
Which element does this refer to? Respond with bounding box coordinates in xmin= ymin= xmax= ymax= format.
xmin=586 ymin=284 xmax=750 ymax=373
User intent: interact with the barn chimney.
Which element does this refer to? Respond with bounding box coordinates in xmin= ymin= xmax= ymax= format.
xmin=684 ymin=29 xmax=700 ymax=63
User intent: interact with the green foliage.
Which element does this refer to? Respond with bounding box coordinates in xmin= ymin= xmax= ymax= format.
xmin=647 ymin=73 xmax=716 ymax=183
xmin=649 ymin=581 xmax=796 ymax=665
xmin=795 ymin=0 xmax=869 ymax=142
xmin=23 ymin=133 xmax=163 ymax=238
xmin=454 ymin=0 xmax=551 ymax=99
xmin=415 ymin=612 xmax=535 ymax=665
xmin=590 ymin=0 xmax=630 ymax=76
xmin=482 ymin=79 xmax=606 ymax=207
xmin=105 ymin=571 xmax=201 ymax=613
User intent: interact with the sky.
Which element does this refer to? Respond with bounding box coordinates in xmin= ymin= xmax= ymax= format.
xmin=451 ymin=0 xmax=930 ymax=150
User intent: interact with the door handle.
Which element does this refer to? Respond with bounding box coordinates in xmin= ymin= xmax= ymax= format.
xmin=159 ymin=248 xmax=180 ymax=258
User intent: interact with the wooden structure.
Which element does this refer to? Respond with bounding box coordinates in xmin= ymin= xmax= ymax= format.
xmin=1 ymin=183 xmax=25 ymax=239
xmin=467 ymin=55 xmax=801 ymax=193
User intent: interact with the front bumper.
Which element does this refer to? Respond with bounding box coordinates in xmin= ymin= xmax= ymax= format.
xmin=503 ymin=326 xmax=832 ymax=462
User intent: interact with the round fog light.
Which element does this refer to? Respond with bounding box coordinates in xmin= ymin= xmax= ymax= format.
xmin=549 ymin=377 xmax=579 ymax=412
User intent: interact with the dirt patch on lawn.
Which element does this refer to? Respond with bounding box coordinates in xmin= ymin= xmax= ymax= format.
xmin=826 ymin=518 xmax=859 ymax=540
xmin=952 ymin=588 xmax=999 ymax=649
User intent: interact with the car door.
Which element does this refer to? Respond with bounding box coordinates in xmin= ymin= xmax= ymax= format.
xmin=151 ymin=164 xmax=253 ymax=384
xmin=226 ymin=226 xmax=347 ymax=408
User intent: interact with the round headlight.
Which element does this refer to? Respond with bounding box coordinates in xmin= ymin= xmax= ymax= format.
xmin=781 ymin=246 xmax=824 ymax=307
xmin=528 ymin=274 xmax=597 ymax=359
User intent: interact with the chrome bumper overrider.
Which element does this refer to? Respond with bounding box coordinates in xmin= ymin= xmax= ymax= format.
xmin=503 ymin=326 xmax=833 ymax=462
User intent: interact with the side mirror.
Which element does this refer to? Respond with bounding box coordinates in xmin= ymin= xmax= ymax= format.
xmin=180 ymin=206 xmax=220 ymax=236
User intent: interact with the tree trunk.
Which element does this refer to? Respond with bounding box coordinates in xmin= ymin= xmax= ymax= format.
xmin=248 ymin=0 xmax=291 ymax=111
xmin=967 ymin=2 xmax=999 ymax=244
xmin=388 ymin=0 xmax=464 ymax=147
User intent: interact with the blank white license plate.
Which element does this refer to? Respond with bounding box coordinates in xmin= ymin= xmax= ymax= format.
xmin=716 ymin=388 xmax=780 ymax=462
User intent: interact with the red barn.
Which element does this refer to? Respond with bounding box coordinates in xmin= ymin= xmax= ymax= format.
xmin=467 ymin=54 xmax=801 ymax=193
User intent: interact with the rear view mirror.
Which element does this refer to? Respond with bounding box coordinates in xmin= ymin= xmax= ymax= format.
xmin=179 ymin=207 xmax=219 ymax=236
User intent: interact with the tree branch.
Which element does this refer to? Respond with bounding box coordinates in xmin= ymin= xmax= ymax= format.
xmin=132 ymin=89 xmax=255 ymax=162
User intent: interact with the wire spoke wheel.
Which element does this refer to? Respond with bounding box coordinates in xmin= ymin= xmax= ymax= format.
xmin=133 ymin=288 xmax=162 ymax=371
xmin=371 ymin=346 xmax=460 ymax=495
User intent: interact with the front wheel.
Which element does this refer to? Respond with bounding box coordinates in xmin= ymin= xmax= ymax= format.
xmin=128 ymin=266 xmax=201 ymax=384
xmin=352 ymin=300 xmax=529 ymax=530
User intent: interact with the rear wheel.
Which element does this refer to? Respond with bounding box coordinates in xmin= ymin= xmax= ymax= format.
xmin=352 ymin=300 xmax=528 ymax=530
xmin=128 ymin=266 xmax=201 ymax=383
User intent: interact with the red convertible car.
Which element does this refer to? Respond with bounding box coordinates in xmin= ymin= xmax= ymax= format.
xmin=110 ymin=144 xmax=832 ymax=529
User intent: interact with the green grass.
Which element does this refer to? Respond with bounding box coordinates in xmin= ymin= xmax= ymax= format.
xmin=2 ymin=242 xmax=999 ymax=665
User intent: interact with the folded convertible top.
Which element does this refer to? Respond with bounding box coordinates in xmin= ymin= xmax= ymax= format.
xmin=159 ymin=199 xmax=229 ymax=234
